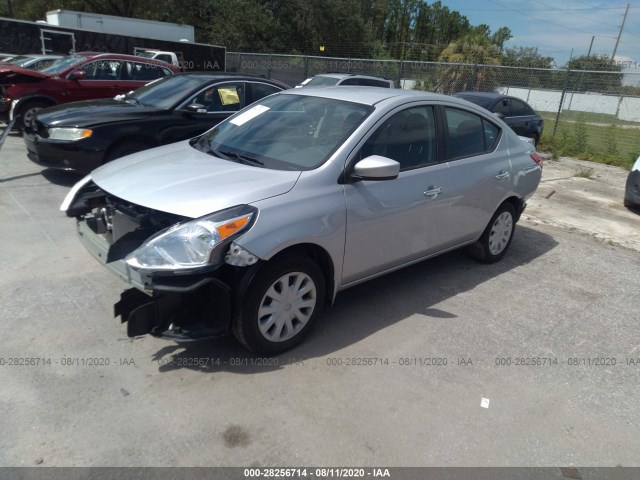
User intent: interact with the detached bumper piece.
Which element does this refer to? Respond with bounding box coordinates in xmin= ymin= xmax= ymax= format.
xmin=114 ymin=279 xmax=233 ymax=341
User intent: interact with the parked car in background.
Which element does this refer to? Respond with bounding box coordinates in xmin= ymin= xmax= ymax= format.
xmin=62 ymin=87 xmax=542 ymax=354
xmin=25 ymin=73 xmax=288 ymax=173
xmin=2 ymin=54 xmax=63 ymax=70
xmin=624 ymin=156 xmax=640 ymax=210
xmin=453 ymin=92 xmax=544 ymax=145
xmin=0 ymin=53 xmax=17 ymax=62
xmin=297 ymin=73 xmax=394 ymax=88
xmin=0 ymin=52 xmax=178 ymax=130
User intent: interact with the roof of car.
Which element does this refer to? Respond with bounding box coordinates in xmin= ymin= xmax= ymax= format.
xmin=283 ymin=86 xmax=461 ymax=106
xmin=170 ymin=72 xmax=290 ymax=87
xmin=454 ymin=91 xmax=505 ymax=99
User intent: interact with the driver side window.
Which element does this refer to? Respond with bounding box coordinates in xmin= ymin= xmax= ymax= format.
xmin=360 ymin=106 xmax=437 ymax=171
xmin=190 ymin=83 xmax=245 ymax=113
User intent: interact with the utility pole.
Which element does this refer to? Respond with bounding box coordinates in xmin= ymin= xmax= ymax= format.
xmin=611 ymin=3 xmax=629 ymax=62
xmin=587 ymin=36 xmax=594 ymax=57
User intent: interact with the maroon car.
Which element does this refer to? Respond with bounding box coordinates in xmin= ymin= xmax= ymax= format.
xmin=0 ymin=52 xmax=179 ymax=130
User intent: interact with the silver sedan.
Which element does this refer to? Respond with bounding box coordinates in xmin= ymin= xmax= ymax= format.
xmin=62 ymin=87 xmax=543 ymax=354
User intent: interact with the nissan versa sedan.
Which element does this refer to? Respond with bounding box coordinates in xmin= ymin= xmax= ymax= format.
xmin=24 ymin=73 xmax=288 ymax=173
xmin=62 ymin=88 xmax=543 ymax=355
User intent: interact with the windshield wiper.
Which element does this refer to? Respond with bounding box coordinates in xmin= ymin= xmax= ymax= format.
xmin=216 ymin=150 xmax=265 ymax=168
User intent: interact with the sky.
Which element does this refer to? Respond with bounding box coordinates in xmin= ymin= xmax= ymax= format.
xmin=438 ymin=0 xmax=639 ymax=69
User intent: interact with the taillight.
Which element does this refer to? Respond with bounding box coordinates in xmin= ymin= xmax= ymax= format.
xmin=530 ymin=152 xmax=544 ymax=168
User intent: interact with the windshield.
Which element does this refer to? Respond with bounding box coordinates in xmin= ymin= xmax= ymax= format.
xmin=39 ymin=55 xmax=86 ymax=75
xmin=124 ymin=75 xmax=208 ymax=109
xmin=4 ymin=55 xmax=31 ymax=66
xmin=302 ymin=76 xmax=341 ymax=87
xmin=196 ymin=94 xmax=372 ymax=171
xmin=137 ymin=51 xmax=156 ymax=58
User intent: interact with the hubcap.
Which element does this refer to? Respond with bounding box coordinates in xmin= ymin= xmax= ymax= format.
xmin=257 ymin=272 xmax=317 ymax=342
xmin=488 ymin=211 xmax=513 ymax=255
xmin=23 ymin=107 xmax=42 ymax=129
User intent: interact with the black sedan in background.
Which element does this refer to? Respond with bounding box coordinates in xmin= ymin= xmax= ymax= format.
xmin=24 ymin=74 xmax=288 ymax=173
xmin=453 ymin=92 xmax=544 ymax=145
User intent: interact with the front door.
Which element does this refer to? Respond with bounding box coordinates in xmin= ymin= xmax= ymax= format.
xmin=342 ymin=104 xmax=453 ymax=284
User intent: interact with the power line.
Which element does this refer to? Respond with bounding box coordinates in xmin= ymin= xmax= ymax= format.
xmin=484 ymin=0 xmax=620 ymax=38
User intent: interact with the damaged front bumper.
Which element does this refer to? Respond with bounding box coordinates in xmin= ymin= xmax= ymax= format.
xmin=73 ymin=196 xmax=238 ymax=342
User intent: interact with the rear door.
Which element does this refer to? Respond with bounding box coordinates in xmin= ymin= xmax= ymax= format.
xmin=505 ymin=98 xmax=534 ymax=136
xmin=439 ymin=105 xmax=511 ymax=244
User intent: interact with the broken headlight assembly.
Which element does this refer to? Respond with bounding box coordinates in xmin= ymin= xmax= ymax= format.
xmin=124 ymin=205 xmax=257 ymax=272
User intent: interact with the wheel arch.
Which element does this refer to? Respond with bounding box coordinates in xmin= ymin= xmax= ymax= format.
xmin=103 ymin=135 xmax=159 ymax=162
xmin=266 ymin=243 xmax=336 ymax=306
xmin=11 ymin=95 xmax=58 ymax=120
xmin=235 ymin=242 xmax=337 ymax=307
xmin=501 ymin=195 xmax=525 ymax=222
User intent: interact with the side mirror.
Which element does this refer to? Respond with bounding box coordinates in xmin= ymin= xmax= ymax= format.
xmin=69 ymin=70 xmax=87 ymax=80
xmin=183 ymin=103 xmax=208 ymax=114
xmin=351 ymin=155 xmax=400 ymax=181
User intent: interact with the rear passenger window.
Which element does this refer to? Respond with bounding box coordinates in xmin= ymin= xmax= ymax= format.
xmin=361 ymin=106 xmax=437 ymax=171
xmin=359 ymin=79 xmax=392 ymax=88
xmin=510 ymin=99 xmax=533 ymax=116
xmin=248 ymin=82 xmax=281 ymax=104
xmin=445 ymin=107 xmax=500 ymax=159
xmin=340 ymin=78 xmax=359 ymax=86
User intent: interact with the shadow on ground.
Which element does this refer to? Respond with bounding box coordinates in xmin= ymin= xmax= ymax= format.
xmin=151 ymin=224 xmax=558 ymax=374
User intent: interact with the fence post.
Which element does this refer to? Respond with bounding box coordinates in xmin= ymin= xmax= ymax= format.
xmin=397 ymin=59 xmax=404 ymax=88
xmin=553 ymin=66 xmax=571 ymax=136
xmin=267 ymin=54 xmax=272 ymax=79
xmin=304 ymin=55 xmax=309 ymax=79
xmin=471 ymin=63 xmax=478 ymax=91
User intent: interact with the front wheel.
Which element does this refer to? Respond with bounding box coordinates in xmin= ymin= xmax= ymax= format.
xmin=232 ymin=255 xmax=325 ymax=355
xmin=15 ymin=99 xmax=53 ymax=132
xmin=468 ymin=203 xmax=516 ymax=263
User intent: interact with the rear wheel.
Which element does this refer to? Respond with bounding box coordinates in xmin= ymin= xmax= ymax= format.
xmin=15 ymin=99 xmax=53 ymax=132
xmin=233 ymin=255 xmax=325 ymax=355
xmin=468 ymin=203 xmax=516 ymax=263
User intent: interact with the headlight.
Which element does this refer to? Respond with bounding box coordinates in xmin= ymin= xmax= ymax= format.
xmin=125 ymin=205 xmax=257 ymax=271
xmin=47 ymin=127 xmax=93 ymax=141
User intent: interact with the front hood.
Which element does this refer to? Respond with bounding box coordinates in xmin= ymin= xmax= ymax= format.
xmin=0 ymin=66 xmax=49 ymax=84
xmin=91 ymin=140 xmax=302 ymax=218
xmin=37 ymin=99 xmax=159 ymax=127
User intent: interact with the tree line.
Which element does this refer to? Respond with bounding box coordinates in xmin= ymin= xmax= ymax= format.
xmin=4 ymin=0 xmax=625 ymax=91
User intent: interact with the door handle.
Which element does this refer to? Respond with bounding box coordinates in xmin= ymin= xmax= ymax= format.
xmin=424 ymin=186 xmax=443 ymax=198
xmin=495 ymin=171 xmax=510 ymax=181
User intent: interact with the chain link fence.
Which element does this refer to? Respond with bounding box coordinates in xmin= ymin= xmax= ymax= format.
xmin=227 ymin=52 xmax=640 ymax=166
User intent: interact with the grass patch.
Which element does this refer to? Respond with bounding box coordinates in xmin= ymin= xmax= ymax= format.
xmin=538 ymin=119 xmax=638 ymax=169
xmin=574 ymin=168 xmax=594 ymax=179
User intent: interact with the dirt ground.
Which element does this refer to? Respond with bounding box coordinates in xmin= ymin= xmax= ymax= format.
xmin=524 ymin=155 xmax=640 ymax=252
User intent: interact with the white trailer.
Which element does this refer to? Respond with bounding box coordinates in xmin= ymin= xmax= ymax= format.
xmin=45 ymin=10 xmax=195 ymax=43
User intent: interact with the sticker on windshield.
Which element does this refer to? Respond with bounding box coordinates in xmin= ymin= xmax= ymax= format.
xmin=230 ymin=105 xmax=270 ymax=126
xmin=218 ymin=88 xmax=240 ymax=106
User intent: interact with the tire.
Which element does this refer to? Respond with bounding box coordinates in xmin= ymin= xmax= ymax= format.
xmin=232 ymin=255 xmax=325 ymax=355
xmin=105 ymin=141 xmax=151 ymax=162
xmin=468 ymin=202 xmax=516 ymax=264
xmin=15 ymin=99 xmax=53 ymax=132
